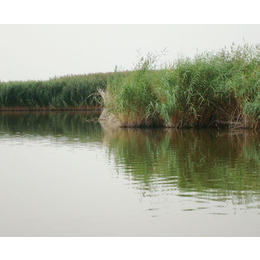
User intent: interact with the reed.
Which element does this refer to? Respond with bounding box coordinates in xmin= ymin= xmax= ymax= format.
xmin=2 ymin=43 xmax=260 ymax=127
xmin=0 ymin=72 xmax=110 ymax=110
xmin=106 ymin=53 xmax=166 ymax=127
xmin=105 ymin=43 xmax=260 ymax=129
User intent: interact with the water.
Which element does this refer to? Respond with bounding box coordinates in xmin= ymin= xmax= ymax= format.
xmin=0 ymin=111 xmax=260 ymax=236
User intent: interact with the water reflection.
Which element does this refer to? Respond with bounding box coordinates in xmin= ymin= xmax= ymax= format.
xmin=0 ymin=112 xmax=260 ymax=236
xmin=1 ymin=112 xmax=260 ymax=206
xmin=104 ymin=127 xmax=260 ymax=212
xmin=0 ymin=111 xmax=103 ymax=146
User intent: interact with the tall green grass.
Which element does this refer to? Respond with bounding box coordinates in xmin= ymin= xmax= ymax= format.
xmin=106 ymin=43 xmax=260 ymax=128
xmin=2 ymin=43 xmax=260 ymax=126
xmin=106 ymin=53 xmax=166 ymax=126
xmin=0 ymin=73 xmax=110 ymax=110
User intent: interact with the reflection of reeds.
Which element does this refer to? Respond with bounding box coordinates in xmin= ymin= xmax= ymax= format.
xmin=104 ymin=127 xmax=260 ymax=201
xmin=106 ymin=43 xmax=260 ymax=129
xmin=0 ymin=111 xmax=103 ymax=143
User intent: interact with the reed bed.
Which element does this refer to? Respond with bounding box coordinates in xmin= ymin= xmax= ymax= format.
xmin=105 ymin=43 xmax=260 ymax=129
xmin=2 ymin=43 xmax=260 ymax=128
xmin=0 ymin=72 xmax=111 ymax=110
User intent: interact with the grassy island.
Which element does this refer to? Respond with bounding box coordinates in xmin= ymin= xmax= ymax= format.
xmin=104 ymin=43 xmax=260 ymax=129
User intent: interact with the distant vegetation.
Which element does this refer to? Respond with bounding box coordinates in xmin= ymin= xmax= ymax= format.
xmin=0 ymin=73 xmax=110 ymax=110
xmin=105 ymin=43 xmax=260 ymax=129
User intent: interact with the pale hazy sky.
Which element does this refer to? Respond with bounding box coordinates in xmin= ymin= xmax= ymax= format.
xmin=0 ymin=24 xmax=260 ymax=82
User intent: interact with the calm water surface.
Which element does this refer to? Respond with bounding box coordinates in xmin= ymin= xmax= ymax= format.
xmin=0 ymin=112 xmax=260 ymax=236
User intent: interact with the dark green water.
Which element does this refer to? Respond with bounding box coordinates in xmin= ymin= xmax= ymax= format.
xmin=0 ymin=112 xmax=260 ymax=236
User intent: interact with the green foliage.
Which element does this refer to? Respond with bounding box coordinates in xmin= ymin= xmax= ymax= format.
xmin=106 ymin=53 xmax=166 ymax=126
xmin=1 ymin=43 xmax=260 ymax=127
xmin=0 ymin=73 xmax=110 ymax=110
xmin=106 ymin=43 xmax=260 ymax=128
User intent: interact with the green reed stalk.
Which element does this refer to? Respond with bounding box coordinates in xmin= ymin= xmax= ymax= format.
xmin=0 ymin=72 xmax=110 ymax=110
xmin=105 ymin=43 xmax=260 ymax=129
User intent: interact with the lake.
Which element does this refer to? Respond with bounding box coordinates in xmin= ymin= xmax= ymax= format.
xmin=0 ymin=111 xmax=260 ymax=236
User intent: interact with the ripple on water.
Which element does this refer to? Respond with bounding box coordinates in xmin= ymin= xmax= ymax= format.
xmin=1 ymin=114 xmax=260 ymax=236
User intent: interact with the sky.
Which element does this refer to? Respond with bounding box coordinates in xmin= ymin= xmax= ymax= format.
xmin=1 ymin=24 xmax=260 ymax=82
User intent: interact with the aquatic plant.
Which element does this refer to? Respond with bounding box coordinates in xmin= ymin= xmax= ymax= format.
xmin=105 ymin=53 xmax=165 ymax=126
xmin=105 ymin=43 xmax=260 ymax=128
xmin=0 ymin=73 xmax=110 ymax=110
xmin=1 ymin=42 xmax=260 ymax=128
